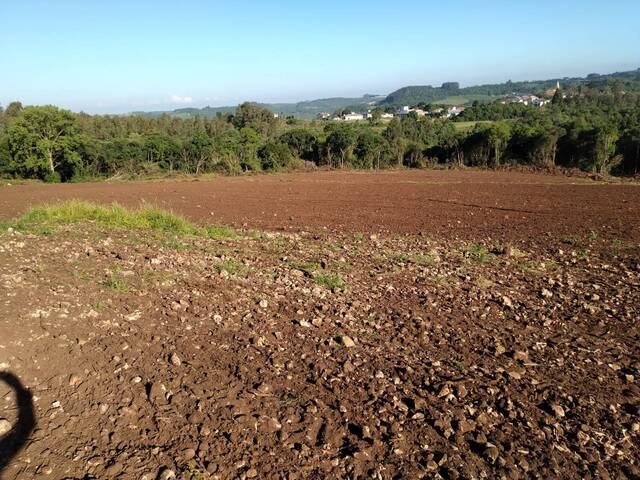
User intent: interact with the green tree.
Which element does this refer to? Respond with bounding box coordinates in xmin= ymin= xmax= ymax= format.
xmin=383 ymin=118 xmax=405 ymax=166
xmin=232 ymin=102 xmax=276 ymax=136
xmin=279 ymin=129 xmax=318 ymax=161
xmin=325 ymin=124 xmax=357 ymax=168
xmin=4 ymin=101 xmax=23 ymax=118
xmin=7 ymin=106 xmax=82 ymax=181
xmin=486 ymin=122 xmax=511 ymax=166
xmin=592 ymin=125 xmax=621 ymax=174
xmin=354 ymin=131 xmax=388 ymax=169
xmin=258 ymin=141 xmax=292 ymax=171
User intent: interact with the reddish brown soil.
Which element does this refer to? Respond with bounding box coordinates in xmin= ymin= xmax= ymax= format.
xmin=1 ymin=170 xmax=638 ymax=241
xmin=0 ymin=171 xmax=639 ymax=479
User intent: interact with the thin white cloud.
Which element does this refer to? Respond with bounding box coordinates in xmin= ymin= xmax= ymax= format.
xmin=170 ymin=94 xmax=193 ymax=104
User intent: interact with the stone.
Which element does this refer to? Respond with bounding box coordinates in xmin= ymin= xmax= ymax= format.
xmin=158 ymin=468 xmax=176 ymax=480
xmin=551 ymin=404 xmax=565 ymax=418
xmin=246 ymin=468 xmax=258 ymax=478
xmin=501 ymin=296 xmax=514 ymax=309
xmin=105 ymin=462 xmax=123 ymax=476
xmin=540 ymin=288 xmax=553 ymax=298
xmin=484 ymin=444 xmax=500 ymax=463
xmin=68 ymin=374 xmax=82 ymax=386
xmin=341 ymin=336 xmax=356 ymax=348
xmin=0 ymin=418 xmax=12 ymax=435
xmin=170 ymin=352 xmax=182 ymax=366
xmin=258 ymin=299 xmax=268 ymax=309
xmin=183 ymin=448 xmax=196 ymax=460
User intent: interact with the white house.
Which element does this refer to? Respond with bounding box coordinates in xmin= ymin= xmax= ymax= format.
xmin=342 ymin=112 xmax=364 ymax=121
xmin=447 ymin=106 xmax=465 ymax=117
xmin=396 ymin=106 xmax=426 ymax=117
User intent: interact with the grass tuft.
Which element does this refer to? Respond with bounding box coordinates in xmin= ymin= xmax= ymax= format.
xmin=102 ymin=275 xmax=131 ymax=292
xmin=12 ymin=200 xmax=237 ymax=239
xmin=314 ymin=272 xmax=347 ymax=291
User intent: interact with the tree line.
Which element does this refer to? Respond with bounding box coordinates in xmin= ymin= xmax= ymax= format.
xmin=1 ymin=81 xmax=639 ymax=182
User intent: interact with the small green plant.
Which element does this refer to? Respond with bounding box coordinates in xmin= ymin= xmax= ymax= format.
xmin=74 ymin=270 xmax=91 ymax=281
xmin=429 ymin=275 xmax=448 ymax=286
xmin=314 ymin=272 xmax=347 ymax=290
xmin=518 ymin=260 xmax=541 ymax=275
xmin=575 ymin=249 xmax=589 ymax=260
xmin=560 ymin=234 xmax=579 ymax=245
xmin=102 ymin=275 xmax=131 ymax=292
xmin=162 ymin=239 xmax=189 ymax=250
xmin=214 ymin=259 xmax=249 ymax=277
xmin=463 ymin=244 xmax=492 ymax=263
xmin=588 ymin=230 xmax=598 ymax=242
xmin=452 ymin=360 xmax=465 ymax=372
xmin=183 ymin=462 xmax=209 ymax=480
xmin=288 ymin=259 xmax=321 ymax=273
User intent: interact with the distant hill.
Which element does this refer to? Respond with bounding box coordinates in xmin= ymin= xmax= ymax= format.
xmin=132 ymin=68 xmax=639 ymax=118
xmin=133 ymin=96 xmax=383 ymax=119
xmin=380 ymin=68 xmax=640 ymax=107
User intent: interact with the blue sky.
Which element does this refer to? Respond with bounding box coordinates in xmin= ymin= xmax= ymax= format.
xmin=2 ymin=0 xmax=638 ymax=114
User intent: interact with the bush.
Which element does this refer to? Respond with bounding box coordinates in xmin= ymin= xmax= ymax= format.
xmin=258 ymin=142 xmax=292 ymax=171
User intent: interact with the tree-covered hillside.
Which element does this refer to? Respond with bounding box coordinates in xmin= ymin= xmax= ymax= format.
xmin=380 ymin=68 xmax=640 ymax=107
xmin=135 ymin=96 xmax=383 ymax=119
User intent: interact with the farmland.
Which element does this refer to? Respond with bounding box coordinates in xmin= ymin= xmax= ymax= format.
xmin=0 ymin=170 xmax=639 ymax=479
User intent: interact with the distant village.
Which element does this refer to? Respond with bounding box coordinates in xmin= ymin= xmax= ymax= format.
xmin=316 ymin=81 xmax=560 ymax=122
xmin=315 ymin=105 xmax=467 ymax=122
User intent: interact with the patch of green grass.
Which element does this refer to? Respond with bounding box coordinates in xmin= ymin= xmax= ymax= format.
xmin=452 ymin=360 xmax=465 ymax=372
xmin=392 ymin=250 xmax=438 ymax=266
xmin=560 ymin=234 xmax=579 ymax=245
xmin=102 ymin=275 xmax=131 ymax=292
xmin=429 ymin=275 xmax=449 ymax=286
xmin=214 ymin=259 xmax=250 ymax=277
xmin=12 ymin=200 xmax=238 ymax=239
xmin=288 ymin=259 xmax=321 ymax=273
xmin=575 ymin=249 xmax=589 ymax=260
xmin=73 ymin=270 xmax=91 ymax=282
xmin=462 ymin=244 xmax=493 ymax=263
xmin=162 ymin=239 xmax=189 ymax=250
xmin=314 ymin=272 xmax=347 ymax=291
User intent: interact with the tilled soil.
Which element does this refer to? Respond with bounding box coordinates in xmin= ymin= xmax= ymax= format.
xmin=0 ymin=213 xmax=639 ymax=479
xmin=1 ymin=170 xmax=639 ymax=242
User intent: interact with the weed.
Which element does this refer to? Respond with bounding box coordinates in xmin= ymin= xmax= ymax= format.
xmin=429 ymin=275 xmax=448 ymax=286
xmin=575 ymin=249 xmax=589 ymax=260
xmin=462 ymin=244 xmax=492 ymax=263
xmin=279 ymin=394 xmax=299 ymax=408
xmin=102 ymin=275 xmax=131 ymax=292
xmin=560 ymin=234 xmax=579 ymax=245
xmin=452 ymin=360 xmax=465 ymax=372
xmin=588 ymin=230 xmax=598 ymax=242
xmin=214 ymin=259 xmax=249 ymax=277
xmin=519 ymin=260 xmax=541 ymax=274
xmin=314 ymin=272 xmax=347 ymax=290
xmin=74 ymin=270 xmax=91 ymax=282
xmin=392 ymin=251 xmax=437 ymax=266
xmin=288 ymin=259 xmax=321 ymax=273
xmin=162 ymin=239 xmax=189 ymax=250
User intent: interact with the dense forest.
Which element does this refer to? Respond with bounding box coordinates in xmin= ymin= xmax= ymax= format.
xmin=1 ymin=77 xmax=639 ymax=183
